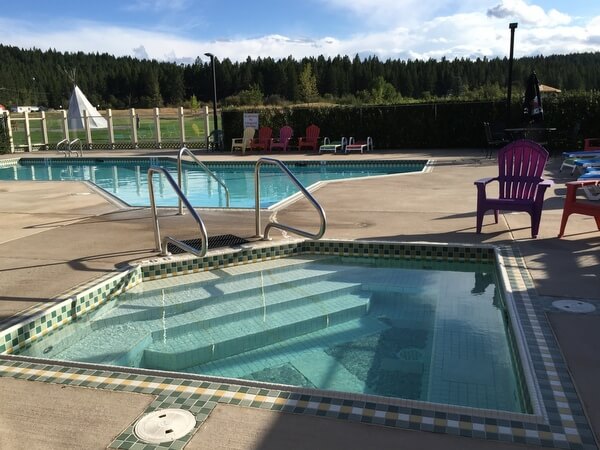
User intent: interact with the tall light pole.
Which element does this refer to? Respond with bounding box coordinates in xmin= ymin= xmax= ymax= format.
xmin=204 ymin=52 xmax=219 ymax=150
xmin=506 ymin=22 xmax=518 ymax=124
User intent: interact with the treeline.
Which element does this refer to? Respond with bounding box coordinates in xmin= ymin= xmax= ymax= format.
xmin=1 ymin=44 xmax=599 ymax=110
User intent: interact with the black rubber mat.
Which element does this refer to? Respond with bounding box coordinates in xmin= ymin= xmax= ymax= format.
xmin=168 ymin=234 xmax=250 ymax=255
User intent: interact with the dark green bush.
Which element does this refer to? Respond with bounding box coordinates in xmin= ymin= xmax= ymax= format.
xmin=0 ymin=114 xmax=9 ymax=154
xmin=223 ymin=93 xmax=600 ymax=150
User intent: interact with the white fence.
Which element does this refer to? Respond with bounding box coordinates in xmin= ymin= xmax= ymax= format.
xmin=2 ymin=106 xmax=213 ymax=153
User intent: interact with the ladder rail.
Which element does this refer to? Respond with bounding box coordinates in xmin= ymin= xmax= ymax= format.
xmin=177 ymin=146 xmax=230 ymax=213
xmin=255 ymin=157 xmax=327 ymax=240
xmin=148 ymin=166 xmax=208 ymax=256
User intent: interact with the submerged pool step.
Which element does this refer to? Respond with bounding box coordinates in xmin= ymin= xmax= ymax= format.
xmin=91 ymin=264 xmax=349 ymax=329
xmin=142 ymin=291 xmax=372 ymax=371
xmin=151 ymin=280 xmax=363 ymax=340
xmin=58 ymin=280 xmax=363 ymax=368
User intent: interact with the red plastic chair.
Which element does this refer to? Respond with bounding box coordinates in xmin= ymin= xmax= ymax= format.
xmin=270 ymin=126 xmax=293 ymax=152
xmin=298 ymin=124 xmax=320 ymax=152
xmin=474 ymin=139 xmax=553 ymax=238
xmin=250 ymin=126 xmax=272 ymax=151
xmin=558 ymin=180 xmax=600 ymax=237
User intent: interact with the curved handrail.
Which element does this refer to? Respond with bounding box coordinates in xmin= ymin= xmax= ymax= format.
xmin=255 ymin=157 xmax=327 ymax=240
xmin=56 ymin=138 xmax=69 ymax=157
xmin=148 ymin=166 xmax=208 ymax=256
xmin=177 ymin=147 xmax=230 ymax=213
xmin=70 ymin=138 xmax=83 ymax=157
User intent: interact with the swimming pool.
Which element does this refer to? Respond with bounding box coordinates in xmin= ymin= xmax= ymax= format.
xmin=0 ymin=158 xmax=427 ymax=208
xmin=16 ymin=246 xmax=529 ymax=414
xmin=7 ymin=239 xmax=597 ymax=448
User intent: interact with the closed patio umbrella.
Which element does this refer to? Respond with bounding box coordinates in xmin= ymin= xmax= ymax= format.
xmin=523 ymin=71 xmax=543 ymax=124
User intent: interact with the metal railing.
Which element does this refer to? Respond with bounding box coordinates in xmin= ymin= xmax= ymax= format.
xmin=56 ymin=138 xmax=83 ymax=157
xmin=177 ymin=146 xmax=230 ymax=213
xmin=148 ymin=166 xmax=208 ymax=256
xmin=255 ymin=157 xmax=327 ymax=240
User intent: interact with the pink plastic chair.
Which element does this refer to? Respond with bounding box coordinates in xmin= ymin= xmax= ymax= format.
xmin=270 ymin=126 xmax=293 ymax=152
xmin=474 ymin=139 xmax=553 ymax=238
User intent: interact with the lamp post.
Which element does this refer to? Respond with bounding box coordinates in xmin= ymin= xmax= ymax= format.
xmin=204 ymin=52 xmax=219 ymax=150
xmin=506 ymin=22 xmax=518 ymax=124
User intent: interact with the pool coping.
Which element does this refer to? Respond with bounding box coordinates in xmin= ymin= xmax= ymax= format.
xmin=0 ymin=238 xmax=595 ymax=449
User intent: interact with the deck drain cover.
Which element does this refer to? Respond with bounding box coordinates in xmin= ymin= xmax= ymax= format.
xmin=134 ymin=409 xmax=195 ymax=444
xmin=552 ymin=300 xmax=596 ymax=313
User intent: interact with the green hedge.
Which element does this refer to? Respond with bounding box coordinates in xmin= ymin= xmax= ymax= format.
xmin=0 ymin=114 xmax=9 ymax=154
xmin=222 ymin=93 xmax=600 ymax=150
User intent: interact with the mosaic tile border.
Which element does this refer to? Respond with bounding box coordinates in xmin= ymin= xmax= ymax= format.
xmin=0 ymin=267 xmax=142 ymax=355
xmin=0 ymin=240 xmax=596 ymax=449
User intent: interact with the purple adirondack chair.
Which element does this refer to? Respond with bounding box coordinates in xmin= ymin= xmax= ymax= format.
xmin=474 ymin=139 xmax=553 ymax=238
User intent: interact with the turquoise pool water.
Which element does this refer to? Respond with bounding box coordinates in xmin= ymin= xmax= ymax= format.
xmin=22 ymin=255 xmax=528 ymax=413
xmin=0 ymin=158 xmax=426 ymax=208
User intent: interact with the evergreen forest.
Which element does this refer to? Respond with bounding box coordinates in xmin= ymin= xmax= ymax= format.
xmin=0 ymin=44 xmax=599 ymax=110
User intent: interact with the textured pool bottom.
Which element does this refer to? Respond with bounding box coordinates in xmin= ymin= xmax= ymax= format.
xmin=0 ymin=241 xmax=596 ymax=449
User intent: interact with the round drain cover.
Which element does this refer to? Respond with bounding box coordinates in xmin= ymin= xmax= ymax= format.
xmin=552 ymin=300 xmax=596 ymax=313
xmin=134 ymin=409 xmax=196 ymax=444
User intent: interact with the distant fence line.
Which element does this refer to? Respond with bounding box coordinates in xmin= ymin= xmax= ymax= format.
xmin=1 ymin=106 xmax=213 ymax=153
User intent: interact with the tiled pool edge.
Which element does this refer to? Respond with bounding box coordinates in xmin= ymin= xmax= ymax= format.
xmin=0 ymin=240 xmax=596 ymax=449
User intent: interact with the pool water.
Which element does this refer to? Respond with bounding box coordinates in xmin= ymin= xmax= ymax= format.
xmin=23 ymin=255 xmax=528 ymax=413
xmin=0 ymin=159 xmax=426 ymax=208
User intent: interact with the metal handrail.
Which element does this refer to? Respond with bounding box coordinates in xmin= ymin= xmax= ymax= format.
xmin=255 ymin=157 xmax=327 ymax=240
xmin=177 ymin=146 xmax=230 ymax=213
xmin=148 ymin=166 xmax=208 ymax=256
xmin=70 ymin=138 xmax=83 ymax=157
xmin=56 ymin=138 xmax=70 ymax=157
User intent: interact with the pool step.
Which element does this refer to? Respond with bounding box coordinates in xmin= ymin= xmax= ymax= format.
xmin=151 ymin=280 xmax=362 ymax=340
xmin=192 ymin=316 xmax=389 ymax=383
xmin=54 ymin=279 xmax=364 ymax=368
xmin=142 ymin=291 xmax=372 ymax=371
xmin=91 ymin=263 xmax=347 ymax=329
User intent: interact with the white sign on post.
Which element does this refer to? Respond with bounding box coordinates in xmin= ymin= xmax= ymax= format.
xmin=243 ymin=113 xmax=259 ymax=129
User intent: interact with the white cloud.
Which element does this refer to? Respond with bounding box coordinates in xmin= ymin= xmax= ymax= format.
xmin=0 ymin=4 xmax=598 ymax=64
xmin=487 ymin=0 xmax=571 ymax=26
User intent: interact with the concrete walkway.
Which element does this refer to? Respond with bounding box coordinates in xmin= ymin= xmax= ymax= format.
xmin=0 ymin=149 xmax=598 ymax=449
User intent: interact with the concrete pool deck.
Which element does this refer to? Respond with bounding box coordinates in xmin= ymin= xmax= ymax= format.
xmin=0 ymin=148 xmax=598 ymax=449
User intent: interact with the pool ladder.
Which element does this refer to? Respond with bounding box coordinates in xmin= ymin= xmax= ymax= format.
xmin=148 ymin=166 xmax=208 ymax=256
xmin=255 ymin=157 xmax=327 ymax=240
xmin=177 ymin=147 xmax=230 ymax=212
xmin=147 ymin=155 xmax=327 ymax=256
xmin=56 ymin=138 xmax=83 ymax=157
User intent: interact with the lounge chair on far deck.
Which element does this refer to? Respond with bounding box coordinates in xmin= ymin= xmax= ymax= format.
xmin=250 ymin=126 xmax=272 ymax=152
xmin=297 ymin=124 xmax=320 ymax=152
xmin=231 ymin=127 xmax=255 ymax=155
xmin=345 ymin=137 xmax=373 ymax=154
xmin=270 ymin=126 xmax=294 ymax=152
xmin=319 ymin=137 xmax=347 ymax=154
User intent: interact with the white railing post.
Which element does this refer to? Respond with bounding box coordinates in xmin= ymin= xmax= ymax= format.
xmin=83 ymin=110 xmax=92 ymax=149
xmin=107 ymin=109 xmax=115 ymax=149
xmin=130 ymin=108 xmax=138 ymax=148
xmin=61 ymin=109 xmax=70 ymax=143
xmin=178 ymin=106 xmax=186 ymax=145
xmin=40 ymin=111 xmax=49 ymax=150
xmin=203 ymin=105 xmax=210 ymax=141
xmin=154 ymin=107 xmax=162 ymax=149
xmin=5 ymin=112 xmax=15 ymax=153
xmin=24 ymin=111 xmax=32 ymax=152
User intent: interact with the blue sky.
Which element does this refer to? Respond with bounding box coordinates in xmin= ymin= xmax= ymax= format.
xmin=1 ymin=0 xmax=599 ymax=63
